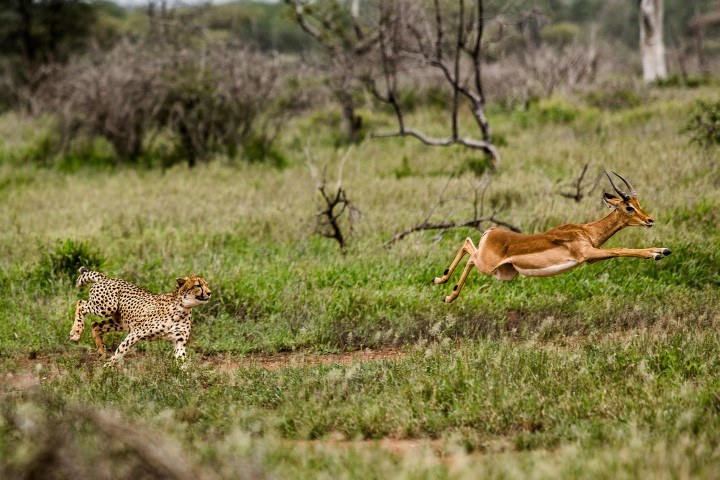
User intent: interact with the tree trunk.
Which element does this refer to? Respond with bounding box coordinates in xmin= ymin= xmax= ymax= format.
xmin=338 ymin=90 xmax=362 ymax=143
xmin=639 ymin=0 xmax=667 ymax=82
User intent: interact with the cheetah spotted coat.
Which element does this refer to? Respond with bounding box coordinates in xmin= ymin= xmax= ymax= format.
xmin=70 ymin=267 xmax=211 ymax=365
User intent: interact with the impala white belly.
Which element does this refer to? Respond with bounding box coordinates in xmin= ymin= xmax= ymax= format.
xmin=515 ymin=260 xmax=579 ymax=278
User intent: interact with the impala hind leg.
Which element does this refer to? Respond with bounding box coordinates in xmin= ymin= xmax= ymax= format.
xmin=433 ymin=237 xmax=477 ymax=284
xmin=444 ymin=259 xmax=478 ymax=303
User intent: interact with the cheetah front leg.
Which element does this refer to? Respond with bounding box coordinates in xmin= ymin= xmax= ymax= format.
xmin=168 ymin=322 xmax=192 ymax=365
xmin=106 ymin=331 xmax=145 ymax=367
xmin=70 ymin=300 xmax=87 ymax=342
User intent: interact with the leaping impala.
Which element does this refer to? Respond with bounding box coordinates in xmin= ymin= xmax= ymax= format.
xmin=434 ymin=171 xmax=672 ymax=303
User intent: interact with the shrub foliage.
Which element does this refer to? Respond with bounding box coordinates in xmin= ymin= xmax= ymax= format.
xmin=36 ymin=41 xmax=309 ymax=166
xmin=684 ymin=100 xmax=720 ymax=147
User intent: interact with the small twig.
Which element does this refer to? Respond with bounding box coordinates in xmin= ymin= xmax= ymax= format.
xmin=559 ymin=163 xmax=599 ymax=202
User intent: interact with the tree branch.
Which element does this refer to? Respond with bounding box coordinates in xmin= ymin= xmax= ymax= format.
xmin=386 ymin=213 xmax=520 ymax=245
xmin=372 ymin=128 xmax=499 ymax=159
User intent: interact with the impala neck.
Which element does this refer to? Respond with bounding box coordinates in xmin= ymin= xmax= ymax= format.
xmin=584 ymin=210 xmax=628 ymax=247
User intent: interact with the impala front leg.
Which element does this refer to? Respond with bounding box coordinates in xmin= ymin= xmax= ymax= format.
xmin=434 ymin=237 xmax=477 ymax=284
xmin=585 ymin=247 xmax=672 ymax=262
xmin=444 ymin=259 xmax=480 ymax=303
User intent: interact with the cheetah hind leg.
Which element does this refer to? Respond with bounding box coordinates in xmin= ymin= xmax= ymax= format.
xmin=70 ymin=300 xmax=87 ymax=342
xmin=92 ymin=318 xmax=122 ymax=358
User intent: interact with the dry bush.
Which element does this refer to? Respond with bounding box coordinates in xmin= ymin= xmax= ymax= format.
xmin=520 ymin=42 xmax=597 ymax=96
xmin=160 ymin=44 xmax=308 ymax=166
xmin=37 ymin=41 xmax=167 ymax=163
xmin=36 ymin=40 xmax=311 ymax=166
xmin=482 ymin=59 xmax=536 ymax=107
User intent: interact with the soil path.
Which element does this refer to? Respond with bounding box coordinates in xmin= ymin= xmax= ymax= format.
xmin=2 ymin=347 xmax=407 ymax=395
xmin=203 ymin=347 xmax=406 ymax=371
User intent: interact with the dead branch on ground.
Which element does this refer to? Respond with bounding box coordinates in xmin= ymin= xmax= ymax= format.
xmin=307 ymin=148 xmax=360 ymax=251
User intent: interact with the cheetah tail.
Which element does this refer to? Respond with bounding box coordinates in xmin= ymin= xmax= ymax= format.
xmin=76 ymin=267 xmax=106 ymax=288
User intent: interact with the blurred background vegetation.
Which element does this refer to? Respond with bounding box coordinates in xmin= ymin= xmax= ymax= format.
xmin=2 ymin=1 xmax=720 ymax=478
xmin=0 ymin=0 xmax=719 ymax=168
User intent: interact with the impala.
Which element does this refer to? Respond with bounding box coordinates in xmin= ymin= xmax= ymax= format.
xmin=433 ymin=171 xmax=672 ymax=303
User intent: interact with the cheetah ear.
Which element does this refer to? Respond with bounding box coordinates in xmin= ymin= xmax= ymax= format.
xmin=176 ymin=277 xmax=188 ymax=288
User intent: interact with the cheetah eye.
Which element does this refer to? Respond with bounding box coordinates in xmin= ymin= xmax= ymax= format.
xmin=195 ymin=284 xmax=201 ymax=288
xmin=625 ymin=205 xmax=635 ymax=213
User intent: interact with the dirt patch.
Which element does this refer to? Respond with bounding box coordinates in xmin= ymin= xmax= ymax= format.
xmin=287 ymin=436 xmax=518 ymax=466
xmin=203 ymin=347 xmax=406 ymax=371
xmin=293 ymin=437 xmax=445 ymax=455
xmin=1 ymin=354 xmax=62 ymax=396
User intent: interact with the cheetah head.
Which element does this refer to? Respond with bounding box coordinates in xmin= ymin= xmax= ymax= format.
xmin=175 ymin=275 xmax=212 ymax=308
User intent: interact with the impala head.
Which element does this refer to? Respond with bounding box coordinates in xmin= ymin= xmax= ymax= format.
xmin=603 ymin=171 xmax=655 ymax=227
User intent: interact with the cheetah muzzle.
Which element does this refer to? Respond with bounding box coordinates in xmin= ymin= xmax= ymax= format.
xmin=70 ymin=267 xmax=212 ymax=366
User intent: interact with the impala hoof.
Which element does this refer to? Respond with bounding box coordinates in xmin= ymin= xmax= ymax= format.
xmin=663 ymin=249 xmax=672 ymax=256
xmin=444 ymin=295 xmax=454 ymax=303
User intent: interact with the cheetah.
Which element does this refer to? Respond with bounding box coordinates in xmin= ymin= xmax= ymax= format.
xmin=70 ymin=267 xmax=211 ymax=366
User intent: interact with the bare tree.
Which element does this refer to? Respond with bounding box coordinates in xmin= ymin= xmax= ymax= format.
xmin=639 ymin=0 xmax=668 ymax=82
xmin=688 ymin=6 xmax=720 ymax=75
xmin=367 ymin=0 xmax=500 ymax=166
xmin=284 ymin=0 xmax=378 ymax=143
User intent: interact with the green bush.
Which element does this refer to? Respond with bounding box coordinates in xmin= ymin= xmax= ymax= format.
xmin=34 ymin=239 xmax=105 ymax=285
xmin=461 ymin=155 xmax=493 ymax=177
xmin=655 ymin=74 xmax=714 ymax=89
xmin=517 ymin=97 xmax=580 ymax=127
xmin=683 ymin=100 xmax=720 ymax=147
xmin=242 ymin=133 xmax=288 ymax=168
xmin=540 ymin=22 xmax=580 ymax=48
xmin=585 ymin=89 xmax=641 ymax=111
xmin=394 ymin=156 xmax=412 ymax=179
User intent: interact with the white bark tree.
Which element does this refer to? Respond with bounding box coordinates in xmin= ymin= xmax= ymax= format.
xmin=639 ymin=0 xmax=668 ymax=82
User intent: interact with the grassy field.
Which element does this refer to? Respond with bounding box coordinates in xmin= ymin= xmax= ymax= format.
xmin=1 ymin=85 xmax=720 ymax=478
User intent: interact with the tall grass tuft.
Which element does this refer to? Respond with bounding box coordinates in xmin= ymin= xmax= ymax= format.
xmin=34 ymin=239 xmax=105 ymax=286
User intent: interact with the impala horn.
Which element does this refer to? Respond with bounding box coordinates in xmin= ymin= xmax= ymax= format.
xmin=612 ymin=171 xmax=637 ymax=198
xmin=605 ymin=171 xmax=630 ymax=200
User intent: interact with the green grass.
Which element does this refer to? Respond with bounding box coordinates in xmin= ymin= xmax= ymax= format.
xmin=1 ymin=85 xmax=720 ymax=478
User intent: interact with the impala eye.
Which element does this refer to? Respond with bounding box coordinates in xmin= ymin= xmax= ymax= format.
xmin=625 ymin=206 xmax=635 ymax=212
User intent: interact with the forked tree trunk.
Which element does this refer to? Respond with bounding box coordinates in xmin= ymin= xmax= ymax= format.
xmin=639 ymin=0 xmax=667 ymax=82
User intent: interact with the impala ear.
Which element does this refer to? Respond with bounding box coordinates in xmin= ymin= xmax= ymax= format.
xmin=603 ymin=192 xmax=621 ymax=208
